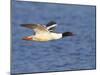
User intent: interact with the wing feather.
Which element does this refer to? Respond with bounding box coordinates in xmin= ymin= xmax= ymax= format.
xmin=21 ymin=24 xmax=49 ymax=34
xmin=46 ymin=21 xmax=57 ymax=32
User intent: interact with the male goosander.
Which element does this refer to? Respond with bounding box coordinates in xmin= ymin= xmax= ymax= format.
xmin=21 ymin=21 xmax=73 ymax=42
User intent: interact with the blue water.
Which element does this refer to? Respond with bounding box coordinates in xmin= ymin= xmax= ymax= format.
xmin=11 ymin=1 xmax=96 ymax=74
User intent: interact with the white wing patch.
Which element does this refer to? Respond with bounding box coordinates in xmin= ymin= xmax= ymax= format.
xmin=47 ymin=24 xmax=57 ymax=32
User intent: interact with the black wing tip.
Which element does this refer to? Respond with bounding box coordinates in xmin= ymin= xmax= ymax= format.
xmin=20 ymin=24 xmax=28 ymax=27
xmin=20 ymin=24 xmax=24 ymax=26
xmin=20 ymin=24 xmax=34 ymax=29
xmin=20 ymin=24 xmax=34 ymax=27
xmin=49 ymin=21 xmax=56 ymax=24
xmin=46 ymin=21 xmax=56 ymax=26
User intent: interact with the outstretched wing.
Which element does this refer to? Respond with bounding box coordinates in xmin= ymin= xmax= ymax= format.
xmin=21 ymin=24 xmax=49 ymax=34
xmin=46 ymin=21 xmax=57 ymax=32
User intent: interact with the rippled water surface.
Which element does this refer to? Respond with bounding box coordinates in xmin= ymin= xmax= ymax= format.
xmin=11 ymin=1 xmax=96 ymax=74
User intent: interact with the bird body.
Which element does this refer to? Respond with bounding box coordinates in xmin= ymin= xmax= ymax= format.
xmin=23 ymin=32 xmax=62 ymax=41
xmin=21 ymin=21 xmax=73 ymax=42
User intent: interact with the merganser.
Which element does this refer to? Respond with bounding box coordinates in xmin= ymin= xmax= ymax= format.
xmin=21 ymin=21 xmax=73 ymax=42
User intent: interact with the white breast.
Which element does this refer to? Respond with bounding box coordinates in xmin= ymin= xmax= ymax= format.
xmin=50 ymin=33 xmax=62 ymax=40
xmin=32 ymin=32 xmax=62 ymax=41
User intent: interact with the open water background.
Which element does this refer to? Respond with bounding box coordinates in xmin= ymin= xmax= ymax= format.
xmin=11 ymin=0 xmax=96 ymax=74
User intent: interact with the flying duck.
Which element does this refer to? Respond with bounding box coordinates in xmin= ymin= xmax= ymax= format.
xmin=21 ymin=21 xmax=74 ymax=42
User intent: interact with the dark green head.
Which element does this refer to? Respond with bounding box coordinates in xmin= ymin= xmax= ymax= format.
xmin=62 ymin=32 xmax=74 ymax=37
